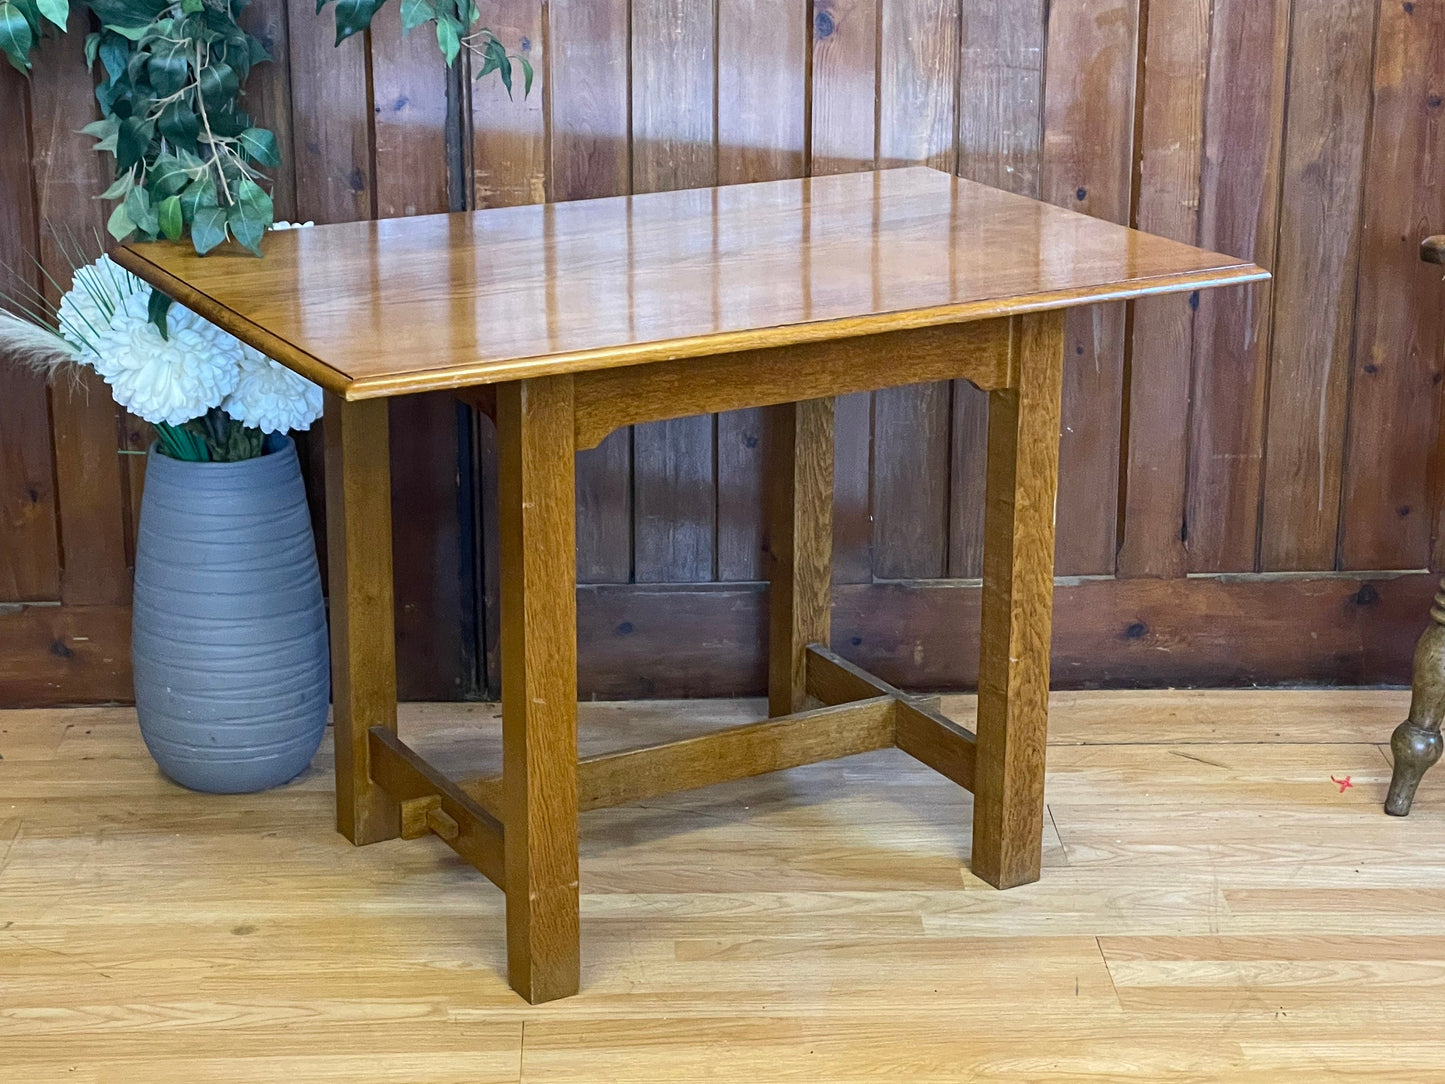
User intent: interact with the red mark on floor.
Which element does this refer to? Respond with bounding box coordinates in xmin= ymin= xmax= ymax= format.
xmin=1331 ymin=775 xmax=1353 ymax=793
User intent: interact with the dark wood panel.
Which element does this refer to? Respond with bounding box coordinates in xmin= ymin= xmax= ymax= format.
xmin=810 ymin=0 xmax=877 ymax=584
xmin=630 ymin=0 xmax=719 ymax=584
xmin=1184 ymin=0 xmax=1291 ymax=573
xmin=1341 ymin=0 xmax=1445 ymax=570
xmin=4 ymin=571 xmax=1437 ymax=705
xmin=1040 ymin=0 xmax=1140 ymax=576
xmin=950 ymin=0 xmax=1047 ymax=577
xmin=872 ymin=0 xmax=959 ymax=580
xmin=715 ymin=0 xmax=808 ymax=582
xmin=0 ymin=604 xmax=131 ymax=707
xmin=0 ymin=68 xmax=60 ymax=603
xmin=575 ymin=573 xmax=1441 ymax=699
xmin=239 ymin=0 xmax=298 ymax=222
xmin=551 ymin=0 xmax=633 ymax=585
xmin=1117 ymin=0 xmax=1210 ymax=579
xmin=29 ymin=12 xmax=132 ymax=608
xmin=286 ymin=0 xmax=372 ymax=223
xmin=470 ymin=0 xmax=545 ymax=208
xmin=1259 ymin=0 xmax=1374 ymax=571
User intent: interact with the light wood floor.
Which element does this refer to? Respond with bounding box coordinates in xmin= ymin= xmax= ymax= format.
xmin=2 ymin=689 xmax=1442 ymax=1081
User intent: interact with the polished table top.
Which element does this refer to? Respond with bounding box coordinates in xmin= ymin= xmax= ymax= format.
xmin=117 ymin=167 xmax=1267 ymax=400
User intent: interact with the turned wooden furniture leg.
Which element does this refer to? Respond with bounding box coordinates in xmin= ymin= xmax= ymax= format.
xmin=971 ymin=311 xmax=1066 ymax=889
xmin=767 ymin=398 xmax=836 ymax=717
xmin=496 ymin=376 xmax=581 ymax=1003
xmin=324 ymin=394 xmax=401 ymax=845
xmin=1382 ymin=236 xmax=1445 ymax=817
xmin=1386 ymin=579 xmax=1445 ymax=815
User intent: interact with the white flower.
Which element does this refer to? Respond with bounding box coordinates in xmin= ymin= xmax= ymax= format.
xmin=269 ymin=221 xmax=315 ymax=231
xmin=222 ymin=346 xmax=323 ymax=433
xmin=91 ymin=292 xmax=245 ymax=425
xmin=56 ymin=255 xmax=145 ymax=361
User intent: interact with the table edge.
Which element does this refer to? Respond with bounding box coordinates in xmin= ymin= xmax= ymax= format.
xmin=115 ymin=244 xmax=1267 ymax=401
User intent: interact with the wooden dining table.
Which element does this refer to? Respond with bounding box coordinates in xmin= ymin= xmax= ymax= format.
xmin=118 ymin=167 xmax=1266 ymax=1003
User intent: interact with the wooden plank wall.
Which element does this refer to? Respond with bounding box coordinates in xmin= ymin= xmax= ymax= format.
xmin=2 ymin=0 xmax=1444 ymax=704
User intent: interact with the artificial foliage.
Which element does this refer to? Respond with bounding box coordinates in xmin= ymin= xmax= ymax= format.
xmin=0 ymin=0 xmax=527 ymax=257
xmin=1 ymin=0 xmax=526 ymax=460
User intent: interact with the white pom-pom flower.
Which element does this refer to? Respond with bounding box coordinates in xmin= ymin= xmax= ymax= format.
xmin=91 ymin=292 xmax=246 ymax=425
xmin=56 ymin=255 xmax=145 ymax=361
xmin=222 ymin=346 xmax=323 ymax=433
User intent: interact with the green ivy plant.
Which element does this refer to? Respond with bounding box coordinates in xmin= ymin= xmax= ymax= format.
xmin=0 ymin=0 xmax=529 ymax=257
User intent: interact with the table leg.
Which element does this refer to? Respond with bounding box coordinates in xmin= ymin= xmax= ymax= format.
xmin=496 ymin=376 xmax=581 ymax=1004
xmin=972 ymin=311 xmax=1066 ymax=890
xmin=767 ymin=398 xmax=835 ymax=717
xmin=323 ymin=394 xmax=401 ymax=845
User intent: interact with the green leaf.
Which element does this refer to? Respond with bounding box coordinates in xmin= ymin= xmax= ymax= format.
xmin=148 ymin=152 xmax=190 ymax=197
xmin=147 ymin=289 xmax=172 ymax=339
xmin=125 ymin=183 xmax=159 ymax=236
xmin=106 ymin=201 xmax=136 ymax=242
xmin=476 ymin=35 xmax=502 ymax=79
xmin=158 ymin=98 xmax=201 ymax=144
xmin=435 ymin=15 xmax=459 ymax=65
xmin=83 ymin=30 xmax=99 ymax=67
xmin=228 ymin=175 xmax=273 ymax=256
xmin=332 ymin=0 xmax=381 ymax=44
xmin=103 ymin=21 xmax=148 ymax=39
xmin=86 ymin=0 xmax=166 ymax=29
xmin=97 ymin=32 xmax=127 ymax=79
xmin=97 ymin=172 xmax=135 ymax=200
xmin=235 ymin=126 xmax=280 ymax=168
xmin=157 ymin=194 xmax=183 ymax=240
xmin=180 ymin=0 xmax=201 ymax=11
xmin=35 ymin=0 xmax=66 ymax=29
xmin=80 ymin=115 xmax=121 ymax=154
xmin=191 ymin=205 xmax=228 ymax=254
xmin=197 ymin=61 xmax=238 ymax=109
xmin=517 ymin=52 xmax=533 ymax=97
xmin=399 ymin=0 xmax=433 ymax=34
xmin=179 ymin=171 xmax=217 ymax=220
xmin=115 ymin=115 xmax=152 ymax=173
xmin=0 ymin=2 xmax=34 ymax=72
xmin=146 ymin=40 xmax=189 ymax=96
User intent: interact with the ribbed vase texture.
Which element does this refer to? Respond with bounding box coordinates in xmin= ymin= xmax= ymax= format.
xmin=132 ymin=436 xmax=329 ymax=793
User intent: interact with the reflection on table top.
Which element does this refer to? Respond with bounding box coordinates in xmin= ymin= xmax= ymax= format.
xmin=117 ymin=167 xmax=1266 ymax=399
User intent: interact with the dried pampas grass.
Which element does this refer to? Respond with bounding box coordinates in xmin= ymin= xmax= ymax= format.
xmin=0 ymin=310 xmax=81 ymax=384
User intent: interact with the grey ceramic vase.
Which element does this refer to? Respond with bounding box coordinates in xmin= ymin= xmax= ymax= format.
xmin=132 ymin=434 xmax=330 ymax=793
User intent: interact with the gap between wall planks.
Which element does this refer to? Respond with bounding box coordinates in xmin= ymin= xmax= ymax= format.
xmin=2 ymin=0 xmax=1443 ymax=703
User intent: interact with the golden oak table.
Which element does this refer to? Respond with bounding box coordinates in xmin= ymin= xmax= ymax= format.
xmin=118 ymin=167 xmax=1266 ymax=1003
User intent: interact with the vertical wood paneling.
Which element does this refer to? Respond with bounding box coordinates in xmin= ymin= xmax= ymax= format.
xmin=239 ymin=0 xmax=298 ymax=223
xmin=0 ymin=69 xmax=60 ymax=602
xmin=1184 ymin=0 xmax=1291 ymax=573
xmin=872 ymin=0 xmax=959 ymax=580
xmin=471 ymin=0 xmax=546 ymax=208
xmin=1117 ymin=0 xmax=1211 ymax=579
xmin=1341 ymin=0 xmax=1445 ymax=570
xmin=811 ymin=0 xmax=878 ymax=585
xmin=4 ymin=0 xmax=1445 ymax=705
xmin=30 ymin=12 xmax=132 ymax=607
xmin=1041 ymin=0 xmax=1140 ymax=577
xmin=1259 ymin=0 xmax=1374 ymax=571
xmin=373 ymin=14 xmax=474 ymax=699
xmin=551 ymin=0 xmax=633 ymax=584
xmin=950 ymin=0 xmax=1046 ymax=578
xmin=287 ymin=0 xmax=372 ymax=223
xmin=372 ymin=8 xmax=449 ymax=219
xmin=716 ymin=0 xmax=809 ymax=581
xmin=631 ymin=0 xmax=719 ymax=583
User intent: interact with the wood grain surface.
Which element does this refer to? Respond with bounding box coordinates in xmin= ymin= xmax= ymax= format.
xmin=116 ymin=169 xmax=1264 ymax=399
xmin=2 ymin=689 xmax=1435 ymax=1080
